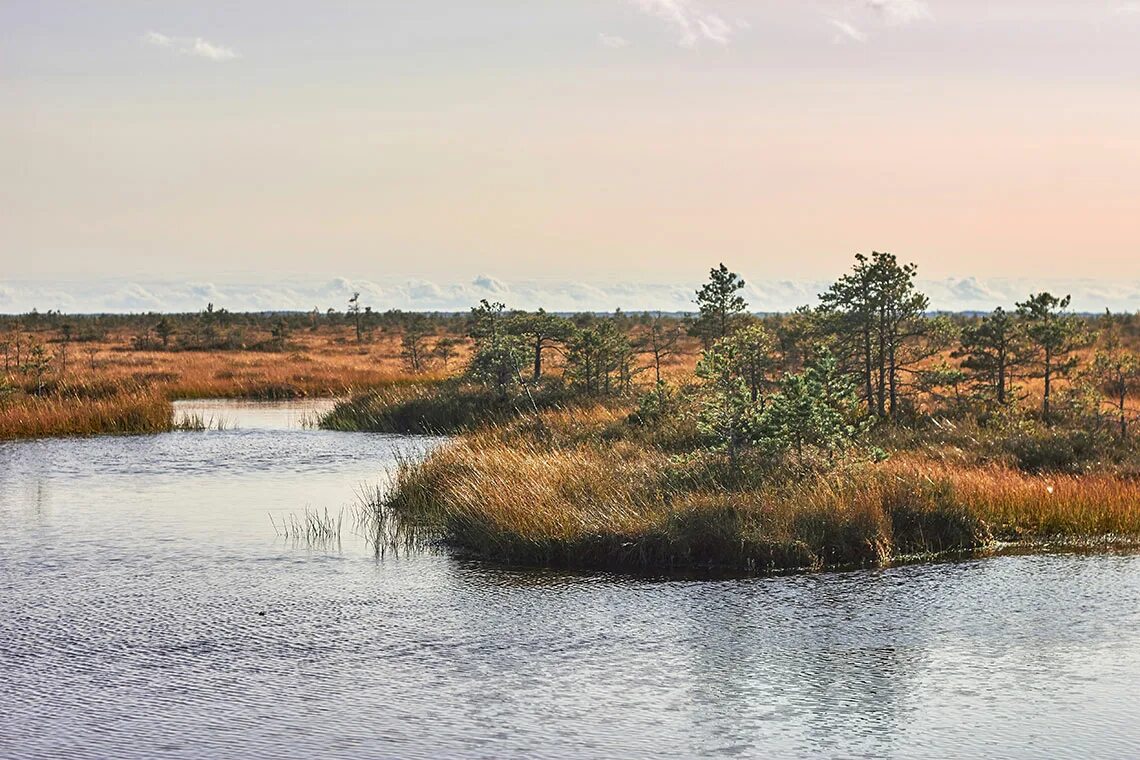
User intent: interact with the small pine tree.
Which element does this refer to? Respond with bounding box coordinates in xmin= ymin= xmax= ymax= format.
xmin=400 ymin=315 xmax=432 ymax=373
xmin=432 ymin=336 xmax=463 ymax=370
xmin=1016 ymin=293 xmax=1083 ymax=423
xmin=691 ymin=264 xmax=748 ymax=347
xmin=21 ymin=342 xmax=52 ymax=395
xmin=348 ymin=292 xmax=363 ymax=343
xmin=507 ymin=309 xmax=573 ymax=382
xmin=155 ymin=317 xmax=175 ymax=349
xmin=271 ymin=319 xmax=291 ymax=351
xmin=755 ymin=350 xmax=862 ymax=466
xmin=466 ymin=300 xmax=529 ymax=398
xmin=1088 ymin=345 xmax=1140 ymax=441
xmin=636 ymin=313 xmax=684 ymax=384
xmin=953 ymin=307 xmax=1026 ymax=406
xmin=695 ymin=337 xmax=758 ymax=457
xmin=716 ymin=322 xmax=777 ymax=404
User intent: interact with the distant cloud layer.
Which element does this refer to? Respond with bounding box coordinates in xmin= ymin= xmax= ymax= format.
xmin=1 ymin=276 xmax=1138 ymax=315
xmin=143 ymin=30 xmax=238 ymax=61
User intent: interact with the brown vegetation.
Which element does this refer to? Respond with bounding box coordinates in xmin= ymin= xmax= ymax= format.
xmin=379 ymin=408 xmax=1140 ymax=574
xmin=0 ymin=323 xmax=458 ymax=439
xmin=346 ymin=259 xmax=1140 ymax=574
xmin=0 ymin=383 xmax=173 ymax=440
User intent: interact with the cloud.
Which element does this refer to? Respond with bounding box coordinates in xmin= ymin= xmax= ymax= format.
xmin=631 ymin=0 xmax=736 ymax=47
xmin=1115 ymin=2 xmax=1140 ymax=14
xmin=143 ymin=30 xmax=238 ymax=61
xmin=598 ymin=32 xmax=630 ymax=48
xmin=939 ymin=277 xmax=999 ymax=304
xmin=143 ymin=31 xmax=173 ymax=47
xmin=189 ymin=38 xmax=238 ymax=61
xmin=407 ymin=280 xmax=444 ymax=301
xmin=828 ymin=18 xmax=867 ymax=43
xmin=863 ymin=0 xmax=932 ymax=25
xmin=472 ymin=275 xmax=510 ymax=294
xmin=696 ymin=15 xmax=732 ymax=45
xmin=3 ymin=276 xmax=1139 ymax=315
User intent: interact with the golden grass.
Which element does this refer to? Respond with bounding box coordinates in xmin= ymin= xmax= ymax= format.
xmin=0 ymin=385 xmax=172 ymax=439
xmin=0 ymin=326 xmax=458 ymax=438
xmin=884 ymin=457 xmax=1140 ymax=538
xmin=383 ymin=410 xmax=1140 ymax=573
xmin=71 ymin=329 xmax=451 ymax=398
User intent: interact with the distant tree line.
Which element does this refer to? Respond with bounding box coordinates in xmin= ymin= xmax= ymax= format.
xmin=5 ymin=262 xmax=1140 ymax=449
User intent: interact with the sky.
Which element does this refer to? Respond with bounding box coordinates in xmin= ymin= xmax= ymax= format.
xmin=3 ymin=1 xmax=1140 ymax=313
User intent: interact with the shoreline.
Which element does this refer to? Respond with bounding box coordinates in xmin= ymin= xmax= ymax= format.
xmin=411 ymin=527 xmax=1140 ymax=579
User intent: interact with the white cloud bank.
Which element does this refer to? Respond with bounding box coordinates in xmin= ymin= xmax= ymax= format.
xmin=2 ymin=276 xmax=1138 ymax=315
xmin=143 ymin=30 xmax=238 ymax=61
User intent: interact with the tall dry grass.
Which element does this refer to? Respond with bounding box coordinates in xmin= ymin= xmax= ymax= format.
xmin=381 ymin=421 xmax=1140 ymax=573
xmin=0 ymin=327 xmax=453 ymax=439
xmin=0 ymin=385 xmax=172 ymax=439
xmin=71 ymin=330 xmax=444 ymax=399
xmin=884 ymin=457 xmax=1140 ymax=538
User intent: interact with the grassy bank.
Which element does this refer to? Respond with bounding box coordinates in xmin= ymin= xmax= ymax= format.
xmin=320 ymin=380 xmax=585 ymax=434
xmin=0 ymin=325 xmax=450 ymax=439
xmin=0 ymin=382 xmax=174 ymax=439
xmin=372 ymin=405 xmax=1140 ymax=574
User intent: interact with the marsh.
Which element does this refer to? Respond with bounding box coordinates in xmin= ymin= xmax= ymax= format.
xmin=1 ymin=401 xmax=1138 ymax=759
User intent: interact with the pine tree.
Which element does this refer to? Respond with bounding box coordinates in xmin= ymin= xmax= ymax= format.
xmin=636 ymin=313 xmax=684 ymax=384
xmin=1016 ymin=293 xmax=1083 ymax=423
xmin=691 ymin=264 xmax=747 ymax=347
xmin=953 ymin=307 xmax=1025 ymax=406
xmin=819 ymin=252 xmax=930 ymax=419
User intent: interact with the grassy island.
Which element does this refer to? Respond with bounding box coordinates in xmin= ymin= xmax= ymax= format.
xmin=328 ymin=255 xmax=1140 ymax=573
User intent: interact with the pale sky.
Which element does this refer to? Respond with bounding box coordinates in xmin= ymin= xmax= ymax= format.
xmin=3 ymin=1 xmax=1140 ymax=311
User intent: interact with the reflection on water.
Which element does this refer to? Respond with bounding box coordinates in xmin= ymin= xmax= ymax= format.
xmin=2 ymin=402 xmax=1139 ymax=759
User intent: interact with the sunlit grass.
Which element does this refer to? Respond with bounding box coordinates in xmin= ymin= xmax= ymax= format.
xmin=0 ymin=383 xmax=172 ymax=439
xmin=0 ymin=327 xmax=450 ymax=439
xmin=377 ymin=409 xmax=1140 ymax=573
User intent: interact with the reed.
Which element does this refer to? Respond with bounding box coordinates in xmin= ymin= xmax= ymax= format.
xmin=172 ymin=412 xmax=233 ymax=431
xmin=270 ymin=507 xmax=344 ymax=544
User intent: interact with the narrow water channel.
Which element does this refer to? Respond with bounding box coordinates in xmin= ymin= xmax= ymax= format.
xmin=2 ymin=401 xmax=1138 ymax=759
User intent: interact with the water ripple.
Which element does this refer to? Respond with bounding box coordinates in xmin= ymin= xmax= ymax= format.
xmin=1 ymin=404 xmax=1139 ymax=758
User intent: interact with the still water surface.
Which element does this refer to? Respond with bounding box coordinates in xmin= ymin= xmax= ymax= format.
xmin=2 ymin=400 xmax=1139 ymax=759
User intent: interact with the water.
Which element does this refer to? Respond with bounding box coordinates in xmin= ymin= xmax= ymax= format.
xmin=2 ymin=401 xmax=1139 ymax=759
